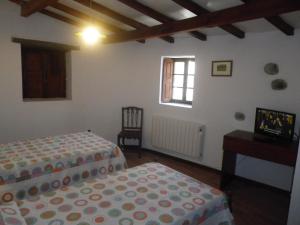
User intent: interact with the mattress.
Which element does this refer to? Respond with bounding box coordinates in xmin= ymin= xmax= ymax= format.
xmin=3 ymin=163 xmax=234 ymax=225
xmin=0 ymin=132 xmax=126 ymax=203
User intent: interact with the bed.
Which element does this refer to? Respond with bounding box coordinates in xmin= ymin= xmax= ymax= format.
xmin=0 ymin=131 xmax=126 ymax=203
xmin=0 ymin=163 xmax=234 ymax=225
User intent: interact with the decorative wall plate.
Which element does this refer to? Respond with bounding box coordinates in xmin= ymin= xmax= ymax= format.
xmin=264 ymin=63 xmax=279 ymax=75
xmin=271 ymin=79 xmax=287 ymax=90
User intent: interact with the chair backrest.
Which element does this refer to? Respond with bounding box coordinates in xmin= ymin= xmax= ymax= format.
xmin=122 ymin=107 xmax=143 ymax=131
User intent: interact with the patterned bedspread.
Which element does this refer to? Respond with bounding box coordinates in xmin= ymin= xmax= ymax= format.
xmin=0 ymin=132 xmax=126 ymax=203
xmin=3 ymin=163 xmax=234 ymax=225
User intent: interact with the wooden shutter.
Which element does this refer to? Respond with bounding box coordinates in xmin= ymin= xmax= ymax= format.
xmin=22 ymin=48 xmax=44 ymax=98
xmin=162 ymin=58 xmax=174 ymax=102
xmin=45 ymin=50 xmax=66 ymax=98
xmin=21 ymin=46 xmax=67 ymax=99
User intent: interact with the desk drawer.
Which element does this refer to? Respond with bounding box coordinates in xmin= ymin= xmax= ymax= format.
xmin=223 ymin=136 xmax=297 ymax=166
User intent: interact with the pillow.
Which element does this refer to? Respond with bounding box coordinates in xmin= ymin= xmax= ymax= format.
xmin=0 ymin=201 xmax=26 ymax=225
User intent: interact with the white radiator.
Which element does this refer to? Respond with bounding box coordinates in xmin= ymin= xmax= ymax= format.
xmin=152 ymin=115 xmax=205 ymax=161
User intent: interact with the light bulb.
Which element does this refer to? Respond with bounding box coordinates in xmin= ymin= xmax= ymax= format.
xmin=77 ymin=26 xmax=105 ymax=46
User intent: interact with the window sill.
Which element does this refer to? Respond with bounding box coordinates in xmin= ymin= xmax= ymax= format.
xmin=23 ymin=98 xmax=71 ymax=102
xmin=159 ymin=102 xmax=192 ymax=108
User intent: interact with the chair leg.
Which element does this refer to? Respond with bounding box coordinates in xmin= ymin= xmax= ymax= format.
xmin=225 ymin=191 xmax=233 ymax=213
xmin=138 ymin=138 xmax=142 ymax=159
xmin=122 ymin=137 xmax=125 ymax=150
xmin=117 ymin=135 xmax=120 ymax=147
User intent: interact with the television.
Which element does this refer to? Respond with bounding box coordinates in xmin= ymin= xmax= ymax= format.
xmin=254 ymin=107 xmax=296 ymax=142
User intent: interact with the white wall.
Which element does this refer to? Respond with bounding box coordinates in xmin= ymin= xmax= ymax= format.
xmin=1 ymin=1 xmax=300 ymax=191
xmin=0 ymin=1 xmax=86 ymax=142
xmin=81 ymin=31 xmax=300 ymax=191
xmin=288 ymin=144 xmax=300 ymax=225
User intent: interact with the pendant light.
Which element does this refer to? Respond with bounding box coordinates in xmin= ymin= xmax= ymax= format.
xmin=76 ymin=0 xmax=105 ymax=46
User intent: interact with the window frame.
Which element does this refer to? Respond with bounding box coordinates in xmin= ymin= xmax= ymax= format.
xmin=170 ymin=58 xmax=195 ymax=105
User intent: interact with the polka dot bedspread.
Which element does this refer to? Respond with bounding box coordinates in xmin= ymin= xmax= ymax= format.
xmin=0 ymin=163 xmax=234 ymax=225
xmin=0 ymin=132 xmax=127 ymax=203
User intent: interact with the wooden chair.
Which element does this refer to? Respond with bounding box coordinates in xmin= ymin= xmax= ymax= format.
xmin=118 ymin=107 xmax=143 ymax=158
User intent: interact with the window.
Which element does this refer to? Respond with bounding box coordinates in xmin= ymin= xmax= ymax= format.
xmin=161 ymin=57 xmax=195 ymax=106
xmin=21 ymin=46 xmax=68 ymax=100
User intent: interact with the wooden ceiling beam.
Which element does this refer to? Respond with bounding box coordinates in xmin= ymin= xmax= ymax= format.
xmin=172 ymin=0 xmax=245 ymax=38
xmin=21 ymin=0 xmax=58 ymax=17
xmin=265 ymin=16 xmax=294 ymax=36
xmin=40 ymin=9 xmax=81 ymax=27
xmin=118 ymin=0 xmax=174 ymax=24
xmin=51 ymin=2 xmax=147 ymax=43
xmin=118 ymin=0 xmax=206 ymax=41
xmin=240 ymin=0 xmax=294 ymax=35
xmin=104 ymin=0 xmax=300 ymax=44
xmin=10 ymin=0 xmax=81 ymax=27
xmin=74 ymin=0 xmax=146 ymax=30
xmin=10 ymin=0 xmax=146 ymax=43
xmin=188 ymin=31 xmax=206 ymax=41
xmin=73 ymin=0 xmax=174 ymax=43
xmin=51 ymin=2 xmax=124 ymax=33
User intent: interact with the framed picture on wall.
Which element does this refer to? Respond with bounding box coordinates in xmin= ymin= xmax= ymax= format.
xmin=211 ymin=60 xmax=233 ymax=77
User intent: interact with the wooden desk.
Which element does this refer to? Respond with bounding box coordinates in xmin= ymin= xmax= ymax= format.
xmin=220 ymin=130 xmax=298 ymax=190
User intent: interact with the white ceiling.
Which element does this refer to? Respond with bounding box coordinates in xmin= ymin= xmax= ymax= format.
xmin=46 ymin=0 xmax=300 ymax=37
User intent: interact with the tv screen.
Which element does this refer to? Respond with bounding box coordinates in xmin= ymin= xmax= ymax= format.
xmin=254 ymin=108 xmax=296 ymax=141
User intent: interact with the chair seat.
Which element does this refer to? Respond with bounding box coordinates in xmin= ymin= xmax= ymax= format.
xmin=118 ymin=130 xmax=142 ymax=139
